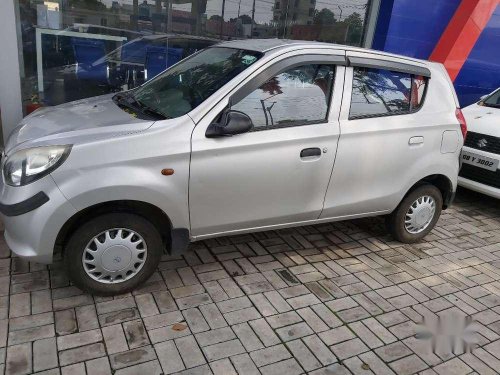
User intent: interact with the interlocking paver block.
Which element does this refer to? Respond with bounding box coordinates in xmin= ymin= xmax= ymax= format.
xmin=302 ymin=334 xmax=337 ymax=366
xmin=59 ymin=342 xmax=106 ymax=367
xmin=209 ymin=358 xmax=237 ymax=375
xmin=287 ymin=339 xmax=322 ymax=371
xmin=8 ymin=324 xmax=55 ymax=345
xmin=2 ymin=190 xmax=500 ymax=374
xmin=231 ymin=353 xmax=260 ymax=375
xmin=114 ymin=360 xmax=163 ymax=375
xmin=202 ymin=338 xmax=246 ymax=361
xmin=276 ymin=321 xmax=314 ymax=342
xmin=331 ymin=337 xmax=369 ymax=360
xmin=223 ymin=306 xmax=261 ymax=325
xmin=389 ymin=354 xmax=428 ymax=375
xmin=85 ymin=356 xmax=112 ymax=375
xmin=175 ymin=335 xmax=206 ymax=369
xmin=109 ymin=345 xmax=157 ymax=370
xmin=75 ymin=305 xmax=100 ymax=331
xmin=319 ymin=325 xmax=355 ymax=346
xmin=57 ymin=328 xmax=102 ymax=351
xmin=233 ymin=322 xmax=264 ymax=351
xmin=259 ymin=358 xmax=303 ymax=375
xmin=102 ymin=324 xmax=128 ymax=354
xmin=123 ymin=320 xmax=149 ymax=348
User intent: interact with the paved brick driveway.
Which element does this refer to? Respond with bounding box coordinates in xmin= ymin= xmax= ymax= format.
xmin=1 ymin=188 xmax=500 ymax=375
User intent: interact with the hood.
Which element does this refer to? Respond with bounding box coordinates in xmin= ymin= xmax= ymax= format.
xmin=462 ymin=103 xmax=500 ymax=137
xmin=5 ymin=94 xmax=155 ymax=154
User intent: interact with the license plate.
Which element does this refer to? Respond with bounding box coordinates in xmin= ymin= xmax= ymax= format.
xmin=461 ymin=151 xmax=499 ymax=171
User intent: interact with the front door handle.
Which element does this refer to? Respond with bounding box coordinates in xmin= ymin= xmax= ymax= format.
xmin=409 ymin=136 xmax=424 ymax=145
xmin=300 ymin=148 xmax=321 ymax=158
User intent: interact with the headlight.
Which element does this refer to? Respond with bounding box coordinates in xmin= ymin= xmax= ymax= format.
xmin=3 ymin=145 xmax=71 ymax=186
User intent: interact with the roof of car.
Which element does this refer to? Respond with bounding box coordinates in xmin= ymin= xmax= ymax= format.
xmin=217 ymin=38 xmax=325 ymax=52
xmin=141 ymin=33 xmax=219 ymax=42
xmin=216 ymin=38 xmax=428 ymax=65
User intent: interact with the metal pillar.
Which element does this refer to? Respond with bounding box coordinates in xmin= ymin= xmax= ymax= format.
xmin=0 ymin=0 xmax=23 ymax=143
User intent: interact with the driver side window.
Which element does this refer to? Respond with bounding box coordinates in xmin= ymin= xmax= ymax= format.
xmin=232 ymin=64 xmax=335 ymax=130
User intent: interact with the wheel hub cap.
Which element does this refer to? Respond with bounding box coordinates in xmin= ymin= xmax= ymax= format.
xmin=82 ymin=229 xmax=147 ymax=284
xmin=101 ymin=245 xmax=132 ymax=271
xmin=405 ymin=195 xmax=436 ymax=234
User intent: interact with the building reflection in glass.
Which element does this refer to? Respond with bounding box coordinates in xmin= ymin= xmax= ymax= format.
xmin=16 ymin=0 xmax=370 ymax=110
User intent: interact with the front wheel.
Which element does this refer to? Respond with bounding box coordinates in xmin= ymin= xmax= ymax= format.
xmin=64 ymin=213 xmax=163 ymax=296
xmin=385 ymin=184 xmax=443 ymax=243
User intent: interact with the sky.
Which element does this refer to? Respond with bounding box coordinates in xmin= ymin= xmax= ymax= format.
xmin=98 ymin=0 xmax=368 ymax=24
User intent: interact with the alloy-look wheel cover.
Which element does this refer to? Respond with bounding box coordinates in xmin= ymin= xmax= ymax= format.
xmin=404 ymin=195 xmax=436 ymax=234
xmin=82 ymin=228 xmax=147 ymax=284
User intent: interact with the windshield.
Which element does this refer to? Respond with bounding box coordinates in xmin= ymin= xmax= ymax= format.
xmin=483 ymin=89 xmax=500 ymax=108
xmin=132 ymin=47 xmax=262 ymax=119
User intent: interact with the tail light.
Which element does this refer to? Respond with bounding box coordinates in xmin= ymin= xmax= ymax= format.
xmin=456 ymin=108 xmax=467 ymax=141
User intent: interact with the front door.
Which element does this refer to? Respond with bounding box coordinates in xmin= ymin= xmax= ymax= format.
xmin=189 ymin=56 xmax=345 ymax=237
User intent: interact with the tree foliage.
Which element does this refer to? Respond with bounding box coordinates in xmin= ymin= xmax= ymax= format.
xmin=313 ymin=8 xmax=336 ymax=25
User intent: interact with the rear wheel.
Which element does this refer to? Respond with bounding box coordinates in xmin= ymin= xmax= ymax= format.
xmin=386 ymin=184 xmax=443 ymax=243
xmin=64 ymin=213 xmax=163 ymax=296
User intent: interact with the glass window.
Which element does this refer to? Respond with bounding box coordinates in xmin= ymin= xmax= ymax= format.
xmin=410 ymin=75 xmax=427 ymax=110
xmin=232 ymin=64 xmax=334 ymax=130
xmin=15 ymin=0 xmax=370 ymax=116
xmin=350 ymin=68 xmax=419 ymax=118
xmin=131 ymin=47 xmax=261 ymax=119
xmin=483 ymin=88 xmax=500 ymax=108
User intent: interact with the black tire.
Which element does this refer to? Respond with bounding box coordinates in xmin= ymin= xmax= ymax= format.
xmin=385 ymin=184 xmax=443 ymax=243
xmin=64 ymin=213 xmax=163 ymax=296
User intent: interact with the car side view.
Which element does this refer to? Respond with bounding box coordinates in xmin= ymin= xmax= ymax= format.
xmin=0 ymin=39 xmax=464 ymax=295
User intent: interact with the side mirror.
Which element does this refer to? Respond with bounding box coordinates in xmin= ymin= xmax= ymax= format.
xmin=206 ymin=110 xmax=253 ymax=138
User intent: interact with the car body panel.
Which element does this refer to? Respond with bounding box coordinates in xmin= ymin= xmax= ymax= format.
xmin=321 ymin=58 xmax=460 ymax=218
xmin=5 ymin=94 xmax=154 ymax=154
xmin=0 ymin=174 xmax=76 ymax=263
xmin=189 ymin=50 xmax=345 ymax=237
xmin=462 ymin=103 xmax=500 ymax=137
xmin=51 ymin=116 xmax=194 ymax=231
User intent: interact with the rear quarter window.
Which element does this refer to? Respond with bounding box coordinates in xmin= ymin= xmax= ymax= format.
xmin=350 ymin=67 xmax=428 ymax=119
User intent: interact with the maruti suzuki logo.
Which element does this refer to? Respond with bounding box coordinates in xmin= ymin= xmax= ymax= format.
xmin=477 ymin=138 xmax=488 ymax=148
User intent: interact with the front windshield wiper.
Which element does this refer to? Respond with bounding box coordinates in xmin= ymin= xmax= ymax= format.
xmin=129 ymin=96 xmax=170 ymax=120
xmin=112 ymin=92 xmax=167 ymax=120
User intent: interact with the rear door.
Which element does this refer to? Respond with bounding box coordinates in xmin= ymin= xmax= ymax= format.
xmin=321 ymin=51 xmax=432 ymax=219
xmin=189 ymin=51 xmax=346 ymax=237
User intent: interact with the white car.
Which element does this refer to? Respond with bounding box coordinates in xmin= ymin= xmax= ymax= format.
xmin=459 ymin=88 xmax=500 ymax=199
xmin=0 ymin=40 xmax=464 ymax=295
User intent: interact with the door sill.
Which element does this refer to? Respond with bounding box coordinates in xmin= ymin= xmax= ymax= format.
xmin=191 ymin=209 xmax=390 ymax=241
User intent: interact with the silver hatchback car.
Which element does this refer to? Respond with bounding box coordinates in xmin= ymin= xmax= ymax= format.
xmin=0 ymin=40 xmax=464 ymax=295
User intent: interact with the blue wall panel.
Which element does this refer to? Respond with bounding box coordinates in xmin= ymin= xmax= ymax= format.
xmin=454 ymin=4 xmax=500 ymax=106
xmin=372 ymin=0 xmax=461 ymax=59
xmin=373 ymin=0 xmax=500 ymax=107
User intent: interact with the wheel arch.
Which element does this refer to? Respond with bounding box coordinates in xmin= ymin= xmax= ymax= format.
xmin=405 ymin=174 xmax=454 ymax=209
xmin=55 ymin=200 xmax=174 ymax=256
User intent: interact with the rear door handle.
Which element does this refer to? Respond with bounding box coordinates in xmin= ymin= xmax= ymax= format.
xmin=300 ymin=148 xmax=321 ymax=158
xmin=409 ymin=136 xmax=424 ymax=145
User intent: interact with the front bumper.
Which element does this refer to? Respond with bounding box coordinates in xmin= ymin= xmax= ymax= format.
xmin=458 ymin=176 xmax=500 ymax=199
xmin=0 ymin=175 xmax=76 ymax=263
xmin=458 ymin=146 xmax=500 ymax=199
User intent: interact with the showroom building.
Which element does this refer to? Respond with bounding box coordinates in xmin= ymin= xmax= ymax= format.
xmin=0 ymin=0 xmax=499 ymax=143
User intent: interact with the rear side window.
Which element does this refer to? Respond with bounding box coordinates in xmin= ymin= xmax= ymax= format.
xmin=349 ymin=68 xmax=428 ymax=119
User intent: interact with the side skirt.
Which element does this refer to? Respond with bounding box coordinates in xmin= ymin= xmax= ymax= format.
xmin=191 ymin=209 xmax=391 ymax=242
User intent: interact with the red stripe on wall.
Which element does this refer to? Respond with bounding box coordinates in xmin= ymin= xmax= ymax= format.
xmin=430 ymin=0 xmax=499 ymax=81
